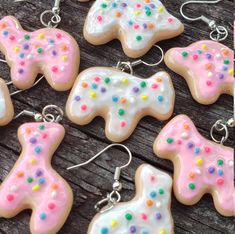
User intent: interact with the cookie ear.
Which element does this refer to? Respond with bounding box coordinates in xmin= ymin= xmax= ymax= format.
xmin=0 ymin=16 xmax=20 ymax=30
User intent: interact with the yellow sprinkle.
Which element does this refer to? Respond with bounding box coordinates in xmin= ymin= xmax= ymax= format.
xmin=135 ymin=10 xmax=141 ymax=16
xmin=201 ymin=44 xmax=207 ymax=50
xmin=141 ymin=95 xmax=148 ymax=101
xmin=158 ymin=6 xmax=164 ymax=12
xmin=111 ymin=219 xmax=118 ymax=228
xmin=90 ymin=92 xmax=97 ymax=98
xmin=14 ymin=47 xmax=20 ymax=53
xmin=196 ymin=158 xmax=203 ymax=166
xmin=38 ymin=33 xmax=45 ymax=39
xmin=62 ymin=55 xmax=68 ymax=61
xmin=228 ymin=69 xmax=234 ymax=75
xmin=32 ymin=184 xmax=40 ymax=191
xmin=159 ymin=230 xmax=166 ymax=234
xmin=29 ymin=158 xmax=36 ymax=164
xmin=122 ymin=78 xmax=129 ymax=84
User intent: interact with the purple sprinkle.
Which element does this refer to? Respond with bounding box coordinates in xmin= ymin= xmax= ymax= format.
xmin=208 ymin=167 xmax=215 ymax=174
xmin=23 ymin=44 xmax=29 ymax=50
xmin=143 ymin=23 xmax=147 ymax=29
xmin=130 ymin=226 xmax=136 ymax=233
xmin=121 ymin=3 xmax=127 ymax=7
xmin=206 ymin=53 xmax=212 ymax=59
xmin=187 ymin=142 xmax=194 ymax=149
xmin=217 ymin=73 xmax=224 ymax=79
xmin=36 ymin=169 xmax=43 ymax=177
xmin=18 ymin=68 xmax=24 ymax=74
xmin=150 ymin=4 xmax=156 ymax=8
xmin=52 ymin=50 xmax=57 ymax=56
xmin=155 ymin=213 xmax=162 ymax=220
xmin=30 ymin=137 xmax=37 ymax=144
xmin=75 ymin=96 xmax=81 ymax=101
xmin=100 ymin=87 xmax=107 ymax=93
xmin=133 ymin=87 xmax=139 ymax=93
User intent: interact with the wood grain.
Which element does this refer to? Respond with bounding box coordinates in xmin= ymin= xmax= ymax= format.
xmin=0 ymin=0 xmax=234 ymax=233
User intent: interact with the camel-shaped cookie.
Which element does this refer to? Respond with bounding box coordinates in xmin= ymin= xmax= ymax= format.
xmin=0 ymin=78 xmax=14 ymax=126
xmin=0 ymin=16 xmax=80 ymax=91
xmin=88 ymin=164 xmax=173 ymax=234
xmin=153 ymin=115 xmax=234 ymax=216
xmin=0 ymin=122 xmax=73 ymax=234
xmin=66 ymin=67 xmax=175 ymax=142
xmin=164 ymin=40 xmax=234 ymax=105
xmin=84 ymin=0 xmax=184 ymax=58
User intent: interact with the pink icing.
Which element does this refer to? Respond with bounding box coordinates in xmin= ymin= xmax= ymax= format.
xmin=0 ymin=122 xmax=73 ymax=233
xmin=154 ymin=115 xmax=234 ymax=216
xmin=170 ymin=40 xmax=234 ymax=99
xmin=0 ymin=16 xmax=79 ymax=91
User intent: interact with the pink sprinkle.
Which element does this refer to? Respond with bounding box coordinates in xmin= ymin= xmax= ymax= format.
xmin=193 ymin=55 xmax=198 ymax=60
xmin=150 ymin=175 xmax=155 ymax=182
xmin=7 ymin=194 xmax=14 ymax=202
xmin=141 ymin=213 xmax=148 ymax=220
xmin=151 ymin=83 xmax=158 ymax=89
xmin=216 ymin=178 xmax=224 ymax=186
xmin=20 ymin=61 xmax=25 ymax=66
xmin=51 ymin=66 xmax=58 ymax=73
xmin=42 ymin=133 xmax=48 ymax=139
xmin=136 ymin=4 xmax=142 ymax=8
xmin=56 ymin=33 xmax=62 ymax=39
xmin=168 ymin=18 xmax=173 ymax=23
xmin=206 ymin=80 xmax=212 ymax=86
xmin=204 ymin=146 xmax=211 ymax=153
xmin=133 ymin=24 xmax=140 ymax=30
xmin=177 ymin=139 xmax=182 ymax=145
xmin=94 ymin=76 xmax=101 ymax=82
xmin=120 ymin=121 xmax=126 ymax=128
xmin=9 ymin=35 xmax=15 ymax=41
xmin=81 ymin=104 xmax=87 ymax=111
xmin=97 ymin=15 xmax=103 ymax=22
xmin=48 ymin=203 xmax=56 ymax=210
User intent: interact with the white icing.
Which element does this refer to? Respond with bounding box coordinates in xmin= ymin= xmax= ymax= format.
xmin=88 ymin=164 xmax=173 ymax=234
xmin=85 ymin=0 xmax=183 ymax=50
xmin=67 ymin=67 xmax=175 ymax=138
xmin=0 ymin=88 xmax=6 ymax=119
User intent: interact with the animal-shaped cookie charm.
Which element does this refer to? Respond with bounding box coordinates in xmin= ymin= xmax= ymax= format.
xmin=154 ymin=115 xmax=234 ymax=216
xmin=66 ymin=67 xmax=175 ymax=142
xmin=164 ymin=40 xmax=234 ymax=105
xmin=0 ymin=122 xmax=73 ymax=234
xmin=84 ymin=0 xmax=184 ymax=58
xmin=0 ymin=16 xmax=80 ymax=91
xmin=0 ymin=78 xmax=14 ymax=126
xmin=88 ymin=164 xmax=174 ymax=234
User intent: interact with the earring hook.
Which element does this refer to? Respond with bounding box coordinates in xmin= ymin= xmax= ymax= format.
xmin=180 ymin=0 xmax=228 ymax=41
xmin=67 ymin=144 xmax=133 ymax=213
xmin=116 ymin=45 xmax=164 ymax=75
xmin=13 ymin=0 xmax=62 ymax=28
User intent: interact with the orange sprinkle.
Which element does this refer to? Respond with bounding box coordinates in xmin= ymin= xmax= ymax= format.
xmin=221 ymin=48 xmax=230 ymax=56
xmin=205 ymin=63 xmax=212 ymax=70
xmin=81 ymin=82 xmax=88 ymax=88
xmin=156 ymin=77 xmax=162 ymax=82
xmin=183 ymin=124 xmax=190 ymax=130
xmin=148 ymin=23 xmax=154 ymax=29
xmin=61 ymin=44 xmax=68 ymax=51
xmin=120 ymin=97 xmax=127 ymax=104
xmin=146 ymin=199 xmax=153 ymax=207
xmin=16 ymin=171 xmax=24 ymax=177
xmin=25 ymin=128 xmax=31 ymax=134
xmin=145 ymin=0 xmax=151 ymax=3
xmin=0 ymin=23 xmax=7 ymax=29
xmin=189 ymin=172 xmax=195 ymax=179
xmin=116 ymin=11 xmax=122 ymax=17
xmin=51 ymin=183 xmax=59 ymax=190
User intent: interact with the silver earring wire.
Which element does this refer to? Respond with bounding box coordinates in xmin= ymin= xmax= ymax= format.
xmin=116 ymin=45 xmax=164 ymax=75
xmin=67 ymin=144 xmax=133 ymax=213
xmin=180 ymin=0 xmax=228 ymax=41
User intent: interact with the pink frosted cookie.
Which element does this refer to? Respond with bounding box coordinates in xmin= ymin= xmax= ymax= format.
xmin=0 ymin=78 xmax=14 ymax=126
xmin=84 ymin=0 xmax=184 ymax=58
xmin=0 ymin=122 xmax=73 ymax=234
xmin=66 ymin=67 xmax=175 ymax=142
xmin=88 ymin=164 xmax=173 ymax=234
xmin=0 ymin=16 xmax=80 ymax=91
xmin=164 ymin=40 xmax=234 ymax=105
xmin=153 ymin=115 xmax=234 ymax=216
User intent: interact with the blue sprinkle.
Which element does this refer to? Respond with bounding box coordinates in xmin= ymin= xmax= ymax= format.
xmin=3 ymin=30 xmax=8 ymax=36
xmin=19 ymin=53 xmax=25 ymax=58
xmin=157 ymin=95 xmax=164 ymax=102
xmin=194 ymin=147 xmax=200 ymax=155
xmin=48 ymin=39 xmax=55 ymax=44
xmin=39 ymin=213 xmax=47 ymax=220
xmin=197 ymin=50 xmax=203 ymax=54
xmin=112 ymin=3 xmax=117 ymax=8
xmin=150 ymin=191 xmax=157 ymax=198
xmin=38 ymin=178 xmax=45 ymax=185
xmin=101 ymin=227 xmax=109 ymax=234
xmin=91 ymin=83 xmax=98 ymax=89
xmin=218 ymin=169 xmax=223 ymax=176
xmin=128 ymin=21 xmax=133 ymax=26
xmin=142 ymin=231 xmax=149 ymax=234
xmin=222 ymin=66 xmax=228 ymax=71
xmin=35 ymin=146 xmax=42 ymax=154
xmin=112 ymin=95 xmax=119 ymax=103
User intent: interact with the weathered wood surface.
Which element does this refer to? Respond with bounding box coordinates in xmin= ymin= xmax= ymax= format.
xmin=0 ymin=0 xmax=234 ymax=233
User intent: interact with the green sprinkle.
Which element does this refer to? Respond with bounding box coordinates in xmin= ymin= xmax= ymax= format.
xmin=125 ymin=213 xmax=133 ymax=221
xmin=189 ymin=183 xmax=196 ymax=190
xmin=24 ymin=34 xmax=30 ymax=40
xmin=37 ymin=48 xmax=43 ymax=54
xmin=104 ymin=77 xmax=111 ymax=84
xmin=182 ymin=51 xmax=188 ymax=57
xmin=217 ymin=159 xmax=224 ymax=165
xmin=101 ymin=3 xmax=107 ymax=8
xmin=224 ymin=59 xmax=230 ymax=65
xmin=146 ymin=11 xmax=152 ymax=16
xmin=118 ymin=109 xmax=125 ymax=116
xmin=39 ymin=125 xmax=45 ymax=130
xmin=159 ymin=188 xmax=165 ymax=195
xmin=27 ymin=177 xmax=33 ymax=183
xmin=167 ymin=137 xmax=173 ymax=144
xmin=140 ymin=81 xmax=147 ymax=88
xmin=136 ymin=35 xmax=142 ymax=41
